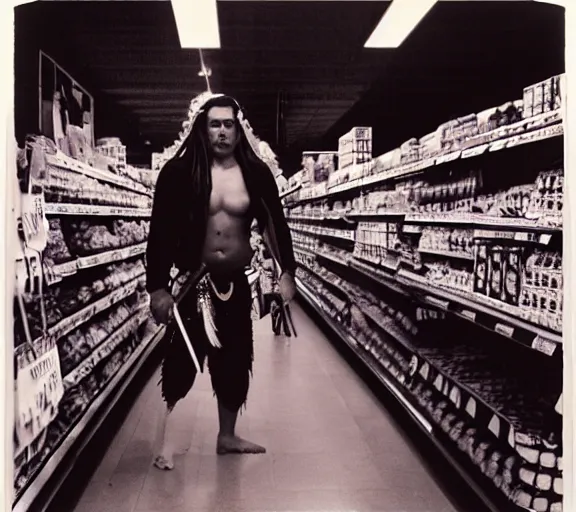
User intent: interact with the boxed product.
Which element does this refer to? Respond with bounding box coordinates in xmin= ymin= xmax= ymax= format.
xmin=372 ymin=148 xmax=402 ymax=175
xmin=301 ymin=152 xmax=338 ymax=184
xmin=435 ymin=119 xmax=461 ymax=153
xmin=96 ymin=137 xmax=127 ymax=171
xmin=338 ymin=127 xmax=372 ymax=170
xmin=419 ymin=132 xmax=442 ymax=160
xmin=474 ymin=243 xmax=523 ymax=306
xmin=453 ymin=114 xmax=479 ymax=143
xmin=523 ymin=74 xmax=565 ymax=118
xmin=327 ymin=168 xmax=350 ymax=189
xmin=400 ymin=138 xmax=421 ymax=165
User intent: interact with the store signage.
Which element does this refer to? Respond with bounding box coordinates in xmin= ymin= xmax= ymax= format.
xmin=20 ymin=193 xmax=49 ymax=253
xmin=15 ymin=345 xmax=64 ymax=454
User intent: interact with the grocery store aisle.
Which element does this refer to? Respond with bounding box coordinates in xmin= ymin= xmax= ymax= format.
xmin=71 ymin=304 xmax=461 ymax=512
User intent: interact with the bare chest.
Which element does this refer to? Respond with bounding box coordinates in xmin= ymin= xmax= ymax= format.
xmin=209 ymin=165 xmax=251 ymax=216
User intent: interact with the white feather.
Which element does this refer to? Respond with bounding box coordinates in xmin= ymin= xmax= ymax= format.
xmin=200 ymin=297 xmax=222 ymax=348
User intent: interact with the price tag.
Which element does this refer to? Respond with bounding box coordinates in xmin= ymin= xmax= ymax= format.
xmin=495 ymin=323 xmax=515 ymax=338
xmin=436 ymin=151 xmax=461 ymax=164
xmin=78 ymin=254 xmax=103 ymax=269
xmin=460 ymin=310 xmax=477 ymax=322
xmin=425 ymin=295 xmax=450 ymax=311
xmin=506 ymin=135 xmax=522 ymax=148
xmin=129 ymin=244 xmax=145 ymax=256
xmin=531 ymin=336 xmax=557 ymax=356
xmin=539 ymin=234 xmax=553 ymax=245
xmin=475 ymin=229 xmax=514 ymax=240
xmin=461 ymin=144 xmax=489 ymax=159
xmin=489 ymin=139 xmax=508 ymax=152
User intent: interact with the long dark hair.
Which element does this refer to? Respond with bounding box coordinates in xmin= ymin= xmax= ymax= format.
xmin=169 ymin=95 xmax=271 ymax=202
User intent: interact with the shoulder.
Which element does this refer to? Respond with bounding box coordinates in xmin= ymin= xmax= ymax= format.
xmin=156 ymin=157 xmax=188 ymax=191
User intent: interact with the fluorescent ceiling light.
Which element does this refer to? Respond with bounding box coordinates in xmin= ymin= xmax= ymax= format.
xmin=364 ymin=0 xmax=438 ymax=49
xmin=171 ymin=0 xmax=220 ymax=49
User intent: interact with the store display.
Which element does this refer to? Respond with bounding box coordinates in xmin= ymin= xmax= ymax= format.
xmin=288 ymin=74 xmax=564 ymax=511
xmin=338 ymin=127 xmax=372 ymax=170
xmin=13 ymin=120 xmax=265 ymax=509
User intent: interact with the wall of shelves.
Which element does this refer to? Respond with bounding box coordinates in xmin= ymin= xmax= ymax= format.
xmin=287 ymin=74 xmax=564 ymax=512
xmin=12 ymin=134 xmax=264 ymax=511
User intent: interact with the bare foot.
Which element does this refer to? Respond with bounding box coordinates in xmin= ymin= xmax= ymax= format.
xmin=153 ymin=454 xmax=174 ymax=470
xmin=216 ymin=435 xmax=266 ymax=455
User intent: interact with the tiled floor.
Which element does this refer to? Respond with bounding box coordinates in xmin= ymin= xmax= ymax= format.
xmin=73 ymin=304 xmax=461 ymax=512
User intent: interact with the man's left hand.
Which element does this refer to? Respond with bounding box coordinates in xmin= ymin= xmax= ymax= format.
xmin=279 ymin=272 xmax=296 ymax=303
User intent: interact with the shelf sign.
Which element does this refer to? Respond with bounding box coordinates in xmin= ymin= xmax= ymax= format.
xmin=489 ymin=139 xmax=508 ymax=152
xmin=531 ymin=336 xmax=557 ymax=356
xmin=436 ymin=151 xmax=461 ymax=164
xmin=460 ymin=309 xmax=477 ymax=322
xmin=495 ymin=323 xmax=515 ymax=338
xmin=14 ymin=345 xmax=64 ymax=454
xmin=462 ymin=144 xmax=489 ymax=159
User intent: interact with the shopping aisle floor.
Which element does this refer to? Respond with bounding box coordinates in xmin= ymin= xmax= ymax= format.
xmin=73 ymin=303 xmax=462 ymax=512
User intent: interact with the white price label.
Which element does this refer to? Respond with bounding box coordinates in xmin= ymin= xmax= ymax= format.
xmin=436 ymin=151 xmax=461 ymax=164
xmin=495 ymin=323 xmax=515 ymax=338
xmin=460 ymin=310 xmax=477 ymax=322
xmin=531 ymin=336 xmax=556 ymax=356
xmin=489 ymin=139 xmax=508 ymax=152
xmin=461 ymin=144 xmax=489 ymax=159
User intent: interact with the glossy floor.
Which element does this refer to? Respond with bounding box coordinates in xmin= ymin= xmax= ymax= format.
xmin=73 ymin=304 xmax=461 ymax=512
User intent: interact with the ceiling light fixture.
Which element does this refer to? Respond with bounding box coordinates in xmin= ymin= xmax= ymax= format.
xmin=171 ymin=0 xmax=220 ymax=49
xmin=364 ymin=0 xmax=438 ymax=49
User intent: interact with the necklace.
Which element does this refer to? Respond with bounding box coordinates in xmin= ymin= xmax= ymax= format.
xmin=208 ymin=277 xmax=234 ymax=301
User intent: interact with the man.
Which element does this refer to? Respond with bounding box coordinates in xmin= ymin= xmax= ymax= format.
xmin=146 ymin=93 xmax=296 ymax=469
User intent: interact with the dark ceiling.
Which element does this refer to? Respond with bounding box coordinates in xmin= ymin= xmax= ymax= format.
xmin=15 ymin=1 xmax=564 ymax=172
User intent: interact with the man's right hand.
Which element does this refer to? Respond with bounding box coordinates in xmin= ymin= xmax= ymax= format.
xmin=150 ymin=289 xmax=175 ymax=324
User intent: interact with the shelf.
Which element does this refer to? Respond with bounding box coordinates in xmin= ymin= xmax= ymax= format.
xmin=294 ymin=228 xmax=561 ymax=355
xmin=45 ymin=152 xmax=152 ymax=197
xmin=286 ymin=114 xmax=562 ymax=205
xmin=279 ymin=183 xmax=302 ymax=200
xmin=63 ymin=306 xmax=149 ymax=389
xmin=348 ymin=257 xmax=410 ymax=297
xmin=296 ymin=278 xmax=507 ymax=512
xmin=45 ymin=203 xmax=151 ymax=217
xmin=298 ymin=278 xmax=560 ymax=512
xmin=297 ymin=276 xmax=432 ymax=430
xmin=18 ymin=276 xmax=144 ymax=355
xmin=46 ymin=243 xmax=147 ymax=284
xmin=418 ymin=248 xmax=475 ymax=261
xmin=289 ymin=223 xmax=356 ymax=241
xmin=404 ymin=213 xmax=561 ymax=235
xmin=294 ymin=246 xmax=317 ymax=259
xmin=12 ymin=321 xmax=165 ymax=512
xmin=396 ymin=269 xmax=562 ymax=354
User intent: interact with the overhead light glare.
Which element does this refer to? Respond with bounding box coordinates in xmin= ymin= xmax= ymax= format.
xmin=171 ymin=0 xmax=220 ymax=49
xmin=533 ymin=0 xmax=565 ymax=6
xmin=364 ymin=0 xmax=438 ymax=49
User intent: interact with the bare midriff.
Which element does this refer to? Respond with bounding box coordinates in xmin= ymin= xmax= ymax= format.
xmin=201 ymin=163 xmax=254 ymax=278
xmin=202 ymin=212 xmax=253 ymax=275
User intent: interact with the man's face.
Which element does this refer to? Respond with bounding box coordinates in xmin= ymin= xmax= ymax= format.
xmin=207 ymin=106 xmax=239 ymax=157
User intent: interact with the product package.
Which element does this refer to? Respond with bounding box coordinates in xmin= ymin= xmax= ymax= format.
xmin=302 ymin=151 xmax=338 ymax=184
xmin=338 ymin=127 xmax=373 ymax=170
